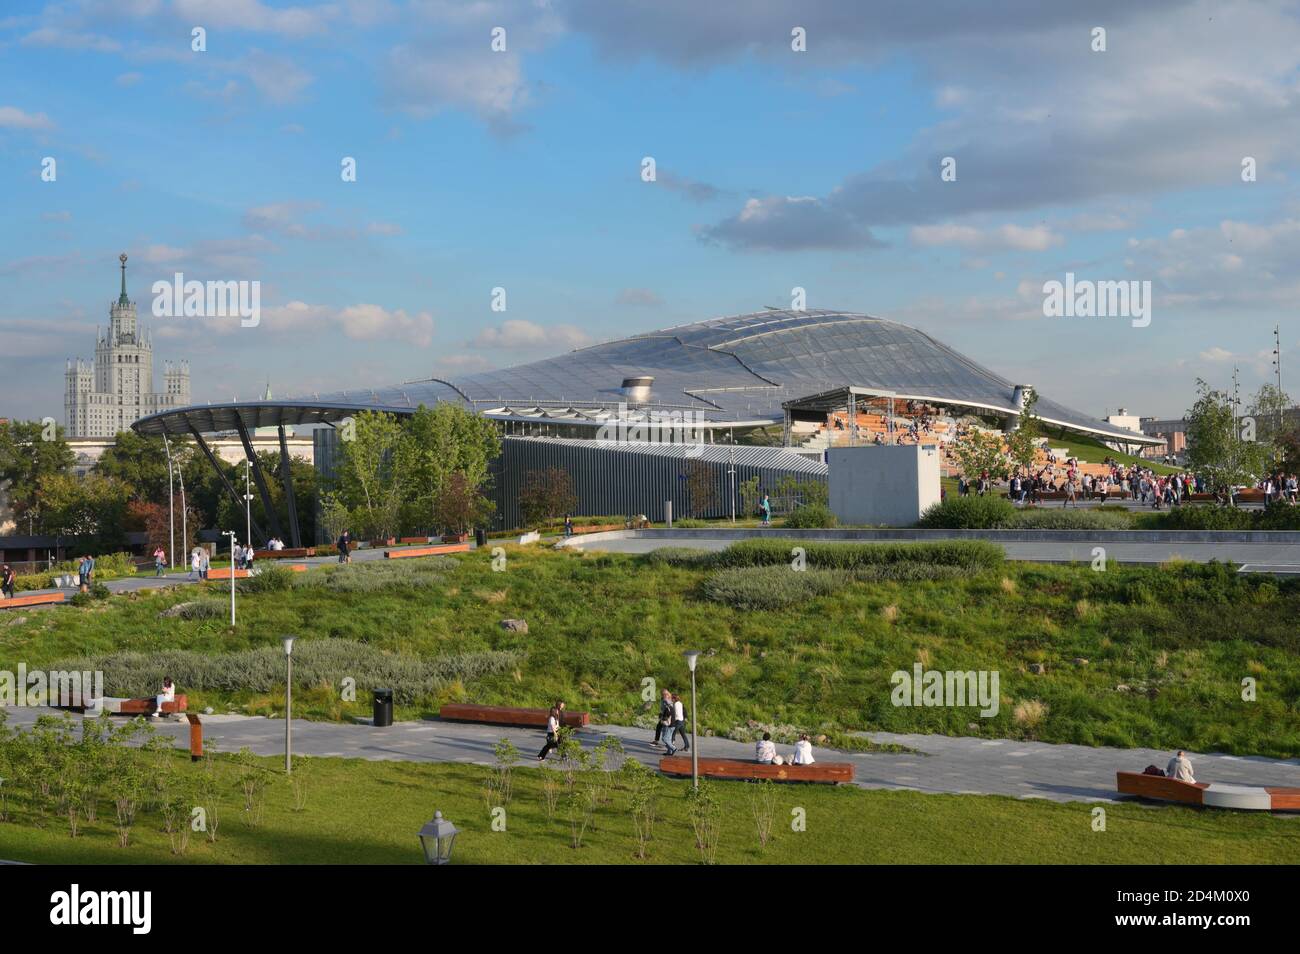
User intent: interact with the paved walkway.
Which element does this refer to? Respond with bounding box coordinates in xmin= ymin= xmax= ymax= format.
xmin=5 ymin=706 xmax=1298 ymax=805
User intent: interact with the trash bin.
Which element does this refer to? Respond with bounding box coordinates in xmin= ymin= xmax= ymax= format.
xmin=474 ymin=528 xmax=487 ymax=548
xmin=373 ymin=688 xmax=394 ymax=727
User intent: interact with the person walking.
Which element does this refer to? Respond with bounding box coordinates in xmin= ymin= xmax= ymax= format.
xmin=189 ymin=546 xmax=202 ymax=581
xmin=652 ymin=687 xmax=672 ymax=747
xmin=537 ymin=700 xmax=565 ymax=761
xmin=77 ymin=554 xmax=93 ymax=593
xmin=1 ymin=564 xmax=15 ymax=600
xmin=760 ymin=493 xmax=772 ymax=526
xmin=337 ymin=530 xmax=351 ymax=564
xmin=671 ymin=692 xmax=690 ymax=752
xmin=660 ymin=698 xmax=677 ymax=756
xmin=199 ymin=547 xmax=210 ymax=580
xmin=153 ymin=546 xmax=166 ymax=577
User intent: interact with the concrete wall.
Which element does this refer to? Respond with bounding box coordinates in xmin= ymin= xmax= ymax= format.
xmin=828 ymin=445 xmax=941 ymax=527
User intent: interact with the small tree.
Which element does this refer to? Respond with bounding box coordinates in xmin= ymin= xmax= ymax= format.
xmin=1004 ymin=390 xmax=1042 ymax=477
xmin=492 ymin=738 xmax=519 ymax=805
xmin=683 ymin=460 xmax=718 ymax=517
xmin=749 ymin=778 xmax=778 ymax=850
xmin=518 ymin=467 xmax=578 ymax=529
xmin=686 ymin=780 xmax=722 ymax=865
xmin=1185 ymin=379 xmax=1271 ymax=504
xmin=432 ymin=470 xmax=495 ymax=537
xmin=621 ymin=759 xmax=660 ymax=859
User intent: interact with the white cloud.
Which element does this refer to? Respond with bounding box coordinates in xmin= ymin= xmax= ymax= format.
xmin=909 ymin=222 xmax=1063 ymax=252
xmin=473 ymin=320 xmax=591 ymax=349
xmin=0 ymin=105 xmax=54 ymax=130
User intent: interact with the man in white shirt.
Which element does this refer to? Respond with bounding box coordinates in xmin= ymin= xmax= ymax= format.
xmin=1166 ymin=750 xmax=1195 ymax=783
xmin=755 ymin=732 xmax=776 ymax=763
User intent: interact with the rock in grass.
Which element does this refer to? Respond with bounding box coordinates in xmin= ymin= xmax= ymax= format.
xmin=1028 ymin=663 xmax=1047 ymax=675
xmin=500 ymin=618 xmax=529 ymax=633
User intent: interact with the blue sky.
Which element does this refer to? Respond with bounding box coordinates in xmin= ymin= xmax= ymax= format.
xmin=2 ymin=0 xmax=1299 ymax=422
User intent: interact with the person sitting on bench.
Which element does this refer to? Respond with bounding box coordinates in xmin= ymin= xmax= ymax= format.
xmin=1166 ymin=750 xmax=1195 ymax=783
xmin=791 ymin=733 xmax=816 ymax=765
xmin=152 ymin=677 xmax=176 ymax=718
xmin=755 ymin=732 xmax=776 ymax=764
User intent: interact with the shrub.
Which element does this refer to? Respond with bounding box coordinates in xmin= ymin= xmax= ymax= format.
xmin=1006 ymin=508 xmax=1133 ymax=530
xmin=238 ymin=565 xmax=294 ymax=594
xmin=701 ymin=566 xmax=852 ymax=610
xmin=51 ymin=641 xmax=520 ymax=705
xmin=713 ymin=538 xmax=1003 ymax=572
xmin=643 ymin=547 xmax=717 ymax=568
xmin=918 ymin=496 xmax=1015 ymax=529
xmin=782 ymin=503 xmax=838 ymax=529
xmin=672 ymin=518 xmax=711 ymax=529
xmin=158 ymin=600 xmax=227 ymax=620
xmin=291 ymin=558 xmax=455 ymax=593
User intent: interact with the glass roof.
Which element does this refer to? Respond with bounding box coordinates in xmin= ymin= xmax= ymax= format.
xmin=133 ymin=310 xmax=1155 ymax=443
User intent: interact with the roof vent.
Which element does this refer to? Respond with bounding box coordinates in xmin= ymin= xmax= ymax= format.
xmin=621 ymin=376 xmax=653 ymax=403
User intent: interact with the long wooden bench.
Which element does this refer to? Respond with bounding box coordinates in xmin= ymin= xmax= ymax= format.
xmin=385 ymin=542 xmax=470 ymax=559
xmin=660 ymin=756 xmax=854 ymax=784
xmin=1117 ymin=771 xmax=1300 ymax=812
xmin=439 ymin=703 xmax=589 ymax=728
xmin=0 ymin=591 xmax=68 ymax=609
xmin=398 ymin=536 xmax=430 ymax=545
xmin=253 ymin=547 xmax=315 ymax=560
xmin=206 ymin=567 xmax=250 ymax=579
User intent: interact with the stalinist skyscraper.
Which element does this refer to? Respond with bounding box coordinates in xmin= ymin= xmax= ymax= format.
xmin=64 ymin=253 xmax=190 ymax=437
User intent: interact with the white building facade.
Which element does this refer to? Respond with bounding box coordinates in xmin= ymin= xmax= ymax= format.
xmin=65 ymin=254 xmax=190 ymax=437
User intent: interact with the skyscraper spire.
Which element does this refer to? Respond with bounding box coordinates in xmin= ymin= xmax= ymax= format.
xmin=118 ymin=252 xmax=129 ymax=306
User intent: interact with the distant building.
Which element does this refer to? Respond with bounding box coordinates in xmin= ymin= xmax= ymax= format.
xmin=65 ymin=254 xmax=190 ymax=438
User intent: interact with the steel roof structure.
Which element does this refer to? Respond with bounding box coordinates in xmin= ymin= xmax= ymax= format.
xmin=132 ymin=309 xmax=1156 ymax=445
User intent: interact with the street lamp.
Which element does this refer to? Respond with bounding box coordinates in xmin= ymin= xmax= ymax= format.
xmin=244 ymin=459 xmax=253 ymax=548
xmin=282 ymin=635 xmax=295 ymax=774
xmin=683 ymin=650 xmax=701 ymax=789
xmin=163 ymin=434 xmax=176 ymax=570
xmin=418 ymin=811 xmax=460 ymax=865
xmin=221 ymin=530 xmax=237 ymax=625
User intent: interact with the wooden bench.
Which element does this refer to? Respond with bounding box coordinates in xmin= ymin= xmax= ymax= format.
xmin=253 ymin=547 xmax=315 ymax=560
xmin=439 ymin=702 xmax=589 ymax=728
xmin=1117 ymin=771 xmax=1300 ymax=812
xmin=0 ymin=591 xmax=68 ymax=609
xmin=287 ymin=563 xmax=308 ymax=572
xmin=570 ymin=523 xmax=623 ymax=535
xmin=206 ymin=567 xmax=250 ymax=579
xmin=659 ymin=756 xmax=854 ymax=784
xmin=385 ymin=542 xmax=469 ymax=559
xmin=117 ymin=694 xmax=189 ymax=715
xmin=398 ymin=536 xmax=431 ymax=545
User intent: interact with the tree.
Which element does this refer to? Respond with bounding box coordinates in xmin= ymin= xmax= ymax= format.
xmin=94 ymin=430 xmax=177 ymax=502
xmin=214 ymin=451 xmax=318 ymax=545
xmin=518 ymin=467 xmax=578 ymax=528
xmin=952 ymin=428 xmax=1008 ymax=481
xmin=1185 ymin=379 xmax=1271 ymax=503
xmin=37 ymin=472 xmax=131 ymax=547
xmin=1004 ymin=390 xmax=1042 ymax=476
xmin=395 ymin=403 xmax=500 ymax=532
xmin=1246 ymin=383 xmax=1294 ymax=458
xmin=431 ymin=470 xmax=495 ymax=536
xmin=683 ymin=460 xmax=718 ymax=517
xmin=334 ymin=411 xmax=405 ymax=539
xmin=0 ymin=419 xmax=75 ymax=528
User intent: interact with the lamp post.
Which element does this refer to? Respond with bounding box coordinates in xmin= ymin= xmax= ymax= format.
xmin=282 ymin=636 xmax=294 ymax=774
xmin=244 ymin=460 xmax=253 ymax=548
xmin=417 ymin=811 xmax=460 ymax=865
xmin=222 ymin=530 xmax=236 ymax=626
xmin=683 ymin=650 xmax=701 ymax=789
xmin=163 ymin=434 xmax=176 ymax=570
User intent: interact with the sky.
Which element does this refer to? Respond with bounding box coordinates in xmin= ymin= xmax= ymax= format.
xmin=1 ymin=0 xmax=1298 ymax=423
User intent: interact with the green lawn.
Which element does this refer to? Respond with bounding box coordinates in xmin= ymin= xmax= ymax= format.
xmin=5 ymin=546 xmax=1298 ymax=757
xmin=1 ymin=751 xmax=1296 ymax=865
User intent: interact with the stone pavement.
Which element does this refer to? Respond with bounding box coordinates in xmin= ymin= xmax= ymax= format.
xmin=5 ymin=705 xmax=1298 ymax=806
